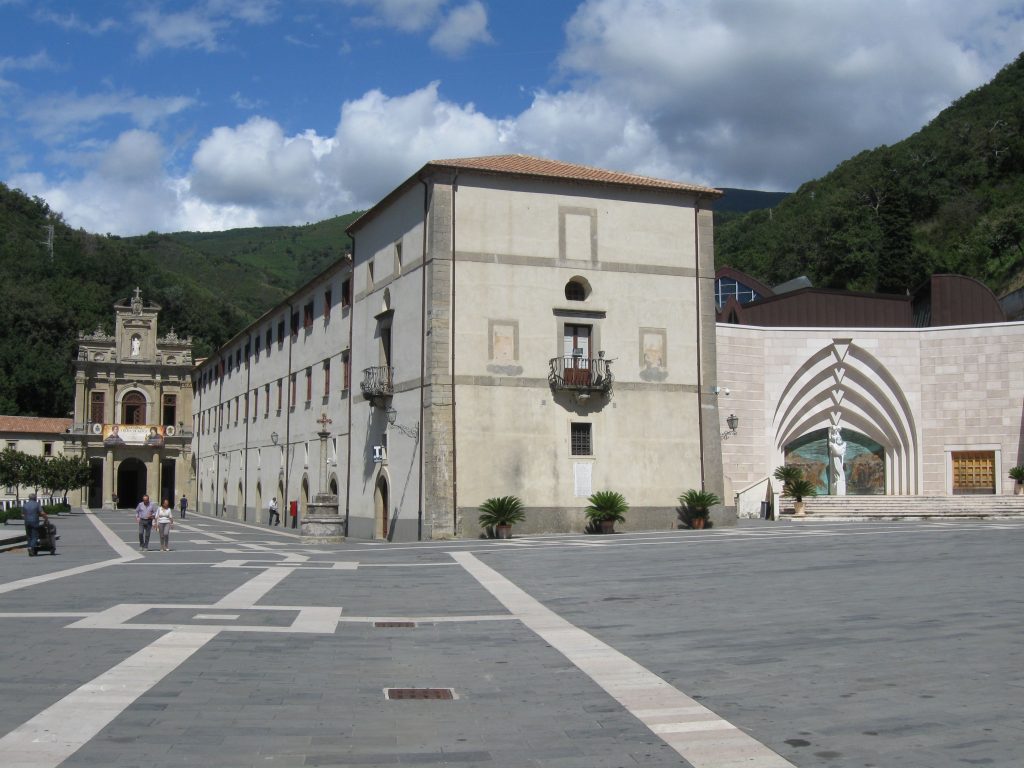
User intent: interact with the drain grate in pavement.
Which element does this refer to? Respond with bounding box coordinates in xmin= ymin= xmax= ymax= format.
xmin=385 ymin=688 xmax=455 ymax=700
xmin=375 ymin=621 xmax=416 ymax=628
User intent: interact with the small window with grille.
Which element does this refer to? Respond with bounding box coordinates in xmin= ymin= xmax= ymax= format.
xmin=570 ymin=423 xmax=592 ymax=456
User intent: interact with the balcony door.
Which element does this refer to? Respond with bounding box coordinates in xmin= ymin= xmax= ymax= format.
xmin=563 ymin=324 xmax=591 ymax=386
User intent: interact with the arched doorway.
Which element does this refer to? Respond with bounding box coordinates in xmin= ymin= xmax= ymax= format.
xmin=301 ymin=476 xmax=309 ymax=523
xmin=237 ymin=482 xmax=244 ymax=521
xmin=255 ymin=481 xmax=263 ymax=523
xmin=374 ymin=474 xmax=390 ymax=540
xmin=329 ymin=476 xmax=338 ymax=497
xmin=117 ymin=458 xmax=147 ymax=508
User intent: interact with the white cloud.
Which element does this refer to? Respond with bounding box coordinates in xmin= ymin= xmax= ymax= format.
xmin=134 ymin=8 xmax=222 ymax=55
xmin=20 ymin=91 xmax=195 ymax=141
xmin=33 ymin=10 xmax=118 ymax=35
xmin=0 ymin=50 xmax=55 ymax=88
xmin=231 ymin=92 xmax=265 ymax=110
xmin=133 ymin=0 xmax=277 ymax=56
xmin=10 ymin=131 xmax=181 ymax=235
xmin=190 ymin=117 xmax=327 ymax=209
xmin=429 ymin=1 xmax=492 ymax=57
xmin=342 ymin=0 xmax=448 ymax=33
xmin=556 ymin=0 xmax=1024 ymax=189
xmin=323 ymin=82 xmax=506 ymax=203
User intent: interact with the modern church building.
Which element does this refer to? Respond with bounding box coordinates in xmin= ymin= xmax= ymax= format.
xmin=190 ymin=155 xmax=727 ymax=539
xmin=714 ymin=269 xmax=1024 ymax=515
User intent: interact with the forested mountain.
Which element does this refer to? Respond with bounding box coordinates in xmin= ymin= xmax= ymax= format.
xmin=0 ymin=184 xmax=354 ymax=417
xmin=716 ymin=52 xmax=1024 ymax=294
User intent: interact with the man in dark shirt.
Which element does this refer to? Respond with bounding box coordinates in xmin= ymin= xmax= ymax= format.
xmin=22 ymin=492 xmax=47 ymax=557
xmin=136 ymin=494 xmax=157 ymax=550
xmin=179 ymin=494 xmax=188 ymax=519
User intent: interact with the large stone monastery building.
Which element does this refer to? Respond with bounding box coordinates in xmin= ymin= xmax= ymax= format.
xmin=190 ymin=155 xmax=726 ymax=539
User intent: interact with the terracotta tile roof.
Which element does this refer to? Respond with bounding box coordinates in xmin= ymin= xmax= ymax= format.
xmin=0 ymin=416 xmax=73 ymax=435
xmin=427 ymin=154 xmax=722 ymax=196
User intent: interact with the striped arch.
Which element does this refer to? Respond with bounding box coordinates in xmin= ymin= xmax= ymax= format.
xmin=772 ymin=339 xmax=919 ymax=494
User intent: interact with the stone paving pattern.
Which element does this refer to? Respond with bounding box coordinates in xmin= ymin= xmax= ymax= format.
xmin=1 ymin=512 xmax=1021 ymax=767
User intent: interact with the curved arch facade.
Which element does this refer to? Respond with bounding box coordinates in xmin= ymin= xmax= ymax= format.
xmin=772 ymin=339 xmax=919 ymax=494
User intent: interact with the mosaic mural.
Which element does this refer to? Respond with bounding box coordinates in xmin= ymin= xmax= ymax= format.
xmin=785 ymin=428 xmax=885 ymax=495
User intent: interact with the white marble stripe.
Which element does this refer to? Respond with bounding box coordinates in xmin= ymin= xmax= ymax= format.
xmin=213 ymin=566 xmax=294 ymax=608
xmin=452 ymin=551 xmax=796 ymax=768
xmin=0 ymin=513 xmax=146 ymax=596
xmin=0 ymin=629 xmax=217 ymax=768
xmin=86 ymin=510 xmax=145 ymax=560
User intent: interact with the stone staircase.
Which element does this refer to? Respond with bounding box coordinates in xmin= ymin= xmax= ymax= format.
xmin=783 ymin=494 xmax=1024 ymax=521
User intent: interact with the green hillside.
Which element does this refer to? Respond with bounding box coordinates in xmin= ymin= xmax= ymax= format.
xmin=716 ymin=52 xmax=1024 ymax=295
xmin=0 ymin=184 xmax=355 ymax=417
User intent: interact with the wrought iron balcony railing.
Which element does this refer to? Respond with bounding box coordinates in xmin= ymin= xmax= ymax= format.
xmin=548 ymin=357 xmax=613 ymax=395
xmin=360 ymin=366 xmax=395 ymax=399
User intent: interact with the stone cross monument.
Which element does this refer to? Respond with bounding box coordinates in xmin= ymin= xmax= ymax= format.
xmin=300 ymin=413 xmax=345 ymax=541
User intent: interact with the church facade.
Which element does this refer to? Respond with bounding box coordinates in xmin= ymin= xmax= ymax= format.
xmin=64 ymin=289 xmax=194 ymax=509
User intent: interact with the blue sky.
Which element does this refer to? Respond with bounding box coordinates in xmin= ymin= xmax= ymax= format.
xmin=1 ymin=0 xmax=1022 ymax=235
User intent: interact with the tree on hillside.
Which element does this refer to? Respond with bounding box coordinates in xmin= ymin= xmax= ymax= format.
xmin=876 ymin=185 xmax=922 ymax=294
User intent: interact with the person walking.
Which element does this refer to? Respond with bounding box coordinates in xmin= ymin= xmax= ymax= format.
xmin=179 ymin=494 xmax=188 ymax=519
xmin=156 ymin=498 xmax=174 ymax=551
xmin=22 ymin=492 xmax=47 ymax=557
xmin=268 ymin=496 xmax=280 ymax=526
xmin=136 ymin=494 xmax=157 ymax=551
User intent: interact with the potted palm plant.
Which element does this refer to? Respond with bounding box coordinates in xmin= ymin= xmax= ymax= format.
xmin=585 ymin=490 xmax=628 ymax=534
xmin=678 ymin=489 xmax=721 ymax=530
xmin=783 ymin=478 xmax=817 ymax=516
xmin=1009 ymin=466 xmax=1024 ymax=495
xmin=478 ymin=495 xmax=526 ymax=539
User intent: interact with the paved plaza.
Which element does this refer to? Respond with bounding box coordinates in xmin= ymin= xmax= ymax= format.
xmin=0 ymin=512 xmax=1021 ymax=768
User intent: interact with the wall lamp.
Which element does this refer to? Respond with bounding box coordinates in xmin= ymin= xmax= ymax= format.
xmin=722 ymin=413 xmax=739 ymax=440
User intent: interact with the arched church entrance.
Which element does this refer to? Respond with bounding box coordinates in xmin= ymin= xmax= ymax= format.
xmin=374 ymin=474 xmax=390 ymax=540
xmin=773 ymin=338 xmax=919 ymax=494
xmin=784 ymin=428 xmax=885 ymax=495
xmin=117 ymin=459 xmax=147 ymax=508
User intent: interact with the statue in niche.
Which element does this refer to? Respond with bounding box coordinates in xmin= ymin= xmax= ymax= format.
xmin=828 ymin=425 xmax=847 ymax=496
xmin=130 ymin=336 xmax=141 ymax=357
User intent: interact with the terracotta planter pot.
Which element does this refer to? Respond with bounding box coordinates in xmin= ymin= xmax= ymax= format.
xmin=1015 ymin=483 xmax=1023 ymax=496
xmin=600 ymin=519 xmax=615 ymax=534
xmin=496 ymin=524 xmax=512 ymax=539
xmin=793 ymin=500 xmax=806 ymax=517
xmin=691 ymin=516 xmax=706 ymax=530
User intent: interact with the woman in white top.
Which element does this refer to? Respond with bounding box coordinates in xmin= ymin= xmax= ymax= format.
xmin=156 ymin=499 xmax=174 ymax=551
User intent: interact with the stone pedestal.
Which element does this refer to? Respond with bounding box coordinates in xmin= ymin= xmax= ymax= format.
xmin=301 ymin=493 xmax=345 ymax=542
